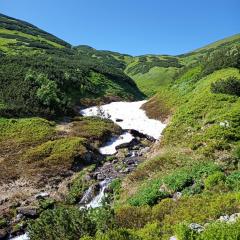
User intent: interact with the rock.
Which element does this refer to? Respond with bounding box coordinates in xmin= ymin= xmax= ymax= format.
xmin=189 ymin=223 xmax=204 ymax=233
xmin=0 ymin=229 xmax=8 ymax=240
xmin=116 ymin=118 xmax=123 ymax=122
xmin=229 ymin=213 xmax=240 ymax=223
xmin=112 ymin=159 xmax=118 ymax=164
xmin=35 ymin=192 xmax=49 ymax=200
xmin=173 ymin=192 xmax=182 ymax=201
xmin=97 ymin=173 xmax=105 ymax=181
xmin=219 ymin=215 xmax=230 ymax=222
xmin=219 ymin=120 xmax=230 ymax=128
xmin=159 ymin=184 xmax=171 ymax=193
xmin=17 ymin=206 xmax=39 ymax=218
xmin=169 ymin=236 xmax=177 ymax=240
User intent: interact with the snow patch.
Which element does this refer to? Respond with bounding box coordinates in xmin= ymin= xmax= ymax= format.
xmin=99 ymin=132 xmax=134 ymax=155
xmin=11 ymin=233 xmax=29 ymax=240
xmin=80 ymin=100 xmax=166 ymax=140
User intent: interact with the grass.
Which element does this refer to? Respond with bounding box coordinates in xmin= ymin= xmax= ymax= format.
xmin=129 ymin=67 xmax=178 ymax=97
xmin=0 ymin=117 xmax=55 ymax=143
xmin=71 ymin=117 xmax=121 ymax=147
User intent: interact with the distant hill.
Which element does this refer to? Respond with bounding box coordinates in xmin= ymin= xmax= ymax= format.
xmin=76 ymin=34 xmax=240 ymax=96
xmin=0 ymin=13 xmax=144 ymax=118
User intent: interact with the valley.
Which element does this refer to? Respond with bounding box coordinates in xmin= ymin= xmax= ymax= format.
xmin=0 ymin=12 xmax=240 ymax=240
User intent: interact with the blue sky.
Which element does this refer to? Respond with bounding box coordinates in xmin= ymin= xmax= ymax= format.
xmin=0 ymin=0 xmax=239 ymax=55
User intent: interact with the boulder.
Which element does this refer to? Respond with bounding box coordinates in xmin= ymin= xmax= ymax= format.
xmin=17 ymin=206 xmax=39 ymax=218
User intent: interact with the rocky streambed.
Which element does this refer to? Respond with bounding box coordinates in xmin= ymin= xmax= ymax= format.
xmin=78 ymin=100 xmax=166 ymax=208
xmin=6 ymin=101 xmax=166 ymax=240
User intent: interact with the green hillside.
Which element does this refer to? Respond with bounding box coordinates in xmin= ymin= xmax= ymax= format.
xmin=76 ymin=34 xmax=240 ymax=97
xmin=0 ymin=13 xmax=143 ymax=118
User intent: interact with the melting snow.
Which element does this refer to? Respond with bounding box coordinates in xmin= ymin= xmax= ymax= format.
xmin=80 ymin=100 xmax=166 ymax=140
xmin=99 ymin=132 xmax=134 ymax=155
xmin=11 ymin=233 xmax=29 ymax=240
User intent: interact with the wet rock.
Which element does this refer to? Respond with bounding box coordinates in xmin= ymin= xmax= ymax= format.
xmin=0 ymin=229 xmax=8 ymax=240
xmin=189 ymin=223 xmax=204 ymax=233
xmin=17 ymin=206 xmax=39 ymax=218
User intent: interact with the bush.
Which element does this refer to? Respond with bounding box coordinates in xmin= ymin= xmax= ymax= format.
xmin=94 ymin=229 xmax=140 ymax=240
xmin=204 ymin=172 xmax=225 ymax=190
xmin=200 ymin=220 xmax=240 ymax=240
xmin=226 ymin=171 xmax=240 ymax=191
xmin=28 ymin=206 xmax=96 ymax=240
xmin=211 ymin=77 xmax=240 ymax=97
xmin=175 ymin=223 xmax=198 ymax=240
xmin=115 ymin=205 xmax=152 ymax=229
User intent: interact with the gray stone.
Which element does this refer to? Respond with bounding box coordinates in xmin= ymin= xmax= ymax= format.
xmin=17 ymin=206 xmax=39 ymax=218
xmin=173 ymin=192 xmax=182 ymax=201
xmin=228 ymin=213 xmax=240 ymax=223
xmin=189 ymin=223 xmax=204 ymax=233
xmin=219 ymin=215 xmax=230 ymax=222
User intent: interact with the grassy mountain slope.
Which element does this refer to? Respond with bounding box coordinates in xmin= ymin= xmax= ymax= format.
xmin=111 ymin=40 xmax=240 ymax=239
xmin=0 ymin=13 xmax=143 ymax=118
xmin=76 ymin=34 xmax=240 ymax=97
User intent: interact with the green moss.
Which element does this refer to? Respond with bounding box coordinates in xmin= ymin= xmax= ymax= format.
xmin=128 ymin=162 xmax=220 ymax=206
xmin=204 ymin=172 xmax=226 ymax=190
xmin=0 ymin=117 xmax=55 ymax=143
xmin=23 ymin=137 xmax=87 ymax=165
xmin=71 ymin=117 xmax=121 ymax=146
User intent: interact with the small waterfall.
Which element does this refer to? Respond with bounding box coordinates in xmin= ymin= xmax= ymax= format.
xmin=80 ymin=179 xmax=111 ymax=209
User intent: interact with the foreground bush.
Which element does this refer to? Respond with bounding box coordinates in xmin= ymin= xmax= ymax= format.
xmin=175 ymin=219 xmax=240 ymax=240
xmin=28 ymin=206 xmax=96 ymax=240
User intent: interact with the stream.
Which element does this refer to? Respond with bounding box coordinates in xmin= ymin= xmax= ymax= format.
xmin=11 ymin=100 xmax=166 ymax=239
xmin=79 ymin=100 xmax=166 ymax=209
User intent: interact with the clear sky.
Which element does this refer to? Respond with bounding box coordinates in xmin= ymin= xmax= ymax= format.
xmin=0 ymin=0 xmax=239 ymax=56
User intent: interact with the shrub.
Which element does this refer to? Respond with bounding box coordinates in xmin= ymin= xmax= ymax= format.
xmin=226 ymin=171 xmax=240 ymax=191
xmin=204 ymin=172 xmax=225 ymax=190
xmin=175 ymin=223 xmax=198 ymax=240
xmin=88 ymin=204 xmax=115 ymax=232
xmin=211 ymin=77 xmax=240 ymax=97
xmin=94 ymin=229 xmax=140 ymax=240
xmin=28 ymin=206 xmax=96 ymax=240
xmin=115 ymin=205 xmax=152 ymax=229
xmin=199 ymin=220 xmax=240 ymax=240
xmin=134 ymin=222 xmax=162 ymax=240
xmin=128 ymin=179 xmax=169 ymax=206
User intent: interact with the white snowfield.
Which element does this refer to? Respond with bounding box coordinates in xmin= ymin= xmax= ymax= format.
xmin=99 ymin=132 xmax=134 ymax=155
xmin=80 ymin=100 xmax=166 ymax=140
xmin=11 ymin=233 xmax=29 ymax=240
